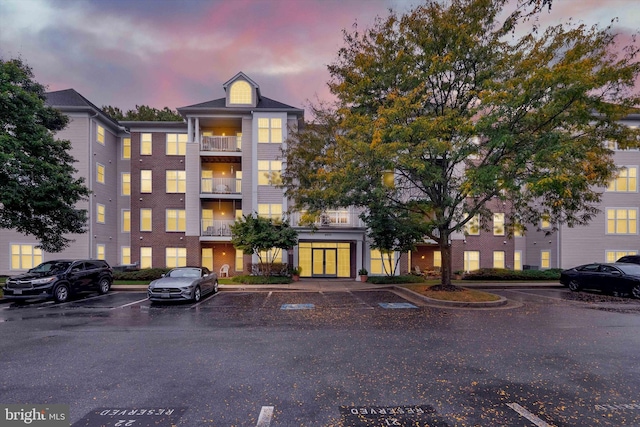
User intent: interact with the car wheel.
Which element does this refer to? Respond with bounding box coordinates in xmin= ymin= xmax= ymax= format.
xmin=213 ymin=280 xmax=219 ymax=294
xmin=98 ymin=278 xmax=110 ymax=294
xmin=193 ymin=286 xmax=201 ymax=302
xmin=568 ymin=279 xmax=581 ymax=292
xmin=631 ymin=284 xmax=640 ymax=299
xmin=54 ymin=284 xmax=70 ymax=303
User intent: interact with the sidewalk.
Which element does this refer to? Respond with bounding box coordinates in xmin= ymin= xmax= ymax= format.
xmin=112 ymin=279 xmax=563 ymax=293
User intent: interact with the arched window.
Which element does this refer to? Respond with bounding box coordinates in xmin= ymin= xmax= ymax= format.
xmin=230 ymin=80 xmax=252 ymax=104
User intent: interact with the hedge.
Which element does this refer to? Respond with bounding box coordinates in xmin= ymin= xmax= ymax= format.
xmin=113 ymin=268 xmax=171 ymax=281
xmin=461 ymin=268 xmax=562 ymax=281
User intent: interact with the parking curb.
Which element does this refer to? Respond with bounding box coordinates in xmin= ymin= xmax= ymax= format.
xmin=392 ymin=285 xmax=509 ymax=308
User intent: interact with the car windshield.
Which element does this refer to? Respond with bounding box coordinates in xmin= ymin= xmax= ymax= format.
xmin=168 ymin=268 xmax=200 ymax=278
xmin=30 ymin=261 xmax=71 ymax=273
xmin=615 ymin=264 xmax=640 ymax=275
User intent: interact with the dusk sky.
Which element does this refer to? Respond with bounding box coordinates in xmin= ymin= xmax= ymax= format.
xmin=1 ymin=0 xmax=639 ymax=116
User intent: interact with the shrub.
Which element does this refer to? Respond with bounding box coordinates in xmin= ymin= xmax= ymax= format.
xmin=367 ymin=275 xmax=425 ymax=285
xmin=231 ymin=275 xmax=293 ymax=284
xmin=462 ymin=268 xmax=561 ymax=281
xmin=113 ymin=268 xmax=171 ymax=281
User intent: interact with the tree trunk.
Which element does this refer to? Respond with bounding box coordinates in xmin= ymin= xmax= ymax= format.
xmin=432 ymin=232 xmax=462 ymax=291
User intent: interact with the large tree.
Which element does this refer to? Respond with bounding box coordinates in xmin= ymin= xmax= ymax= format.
xmin=230 ymin=214 xmax=298 ymax=277
xmin=0 ymin=58 xmax=90 ymax=252
xmin=102 ymin=105 xmax=182 ymax=121
xmin=282 ymin=0 xmax=640 ymax=288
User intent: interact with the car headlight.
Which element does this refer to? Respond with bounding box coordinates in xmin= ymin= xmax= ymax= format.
xmin=31 ymin=277 xmax=56 ymax=285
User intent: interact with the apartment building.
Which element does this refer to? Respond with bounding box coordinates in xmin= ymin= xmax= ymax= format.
xmin=0 ymin=74 xmax=638 ymax=277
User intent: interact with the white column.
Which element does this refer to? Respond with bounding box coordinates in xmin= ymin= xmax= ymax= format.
xmin=195 ymin=118 xmax=200 ymax=146
xmin=187 ymin=117 xmax=193 ymax=143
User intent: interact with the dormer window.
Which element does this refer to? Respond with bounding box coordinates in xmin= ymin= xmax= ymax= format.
xmin=229 ymin=80 xmax=252 ymax=104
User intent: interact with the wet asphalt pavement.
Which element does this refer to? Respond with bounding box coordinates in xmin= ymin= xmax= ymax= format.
xmin=1 ymin=287 xmax=640 ymax=426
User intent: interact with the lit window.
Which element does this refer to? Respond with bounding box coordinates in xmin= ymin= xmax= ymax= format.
xmin=607 ymin=167 xmax=637 ymax=192
xmin=166 ymin=248 xmax=187 ymax=268
xmin=382 ymin=171 xmax=395 ymax=188
xmin=230 ymin=80 xmax=252 ymax=104
xmin=201 ymin=248 xmax=213 ymax=271
xmin=258 ymin=118 xmax=282 ymax=143
xmin=140 ymin=247 xmax=152 ymax=269
xmin=140 ymin=208 xmax=152 ymax=231
xmin=370 ymin=249 xmax=393 ymax=275
xmin=493 ymin=213 xmax=505 ymax=236
xmin=258 ymin=160 xmax=282 ymax=185
xmin=10 ymin=244 xmax=43 ymax=270
xmin=166 ymin=170 xmax=186 ymax=193
xmin=97 ymin=125 xmax=105 ymax=144
xmin=493 ymin=251 xmax=505 ymax=268
xmin=166 ymin=209 xmax=186 ymax=232
xmin=514 ymin=251 xmax=522 ymax=270
xmin=96 ymin=244 xmax=105 ymax=260
xmin=97 ymin=204 xmax=105 ymax=224
xmin=512 ymin=223 xmax=524 ymax=237
xmin=236 ymin=249 xmax=244 ymax=272
xmin=122 ymin=210 xmax=130 ymax=233
xmin=122 ymin=137 xmax=131 ymax=159
xmin=464 ymin=251 xmax=480 ymax=272
xmin=122 ymin=173 xmax=130 ymax=196
xmin=433 ymin=251 xmax=442 ymax=268
xmin=259 ymin=248 xmax=283 ymax=263
xmin=606 ymin=250 xmax=638 ymax=263
xmin=141 ymin=133 xmax=152 ymax=155
xmin=541 ymin=250 xmax=551 ymax=269
xmin=541 ymin=214 xmax=551 ymax=229
xmin=607 ymin=208 xmax=638 ymax=234
xmin=465 ymin=215 xmax=480 ymax=236
xmin=96 ymin=163 xmax=105 ymax=184
xmin=258 ymin=204 xmax=282 ymax=220
xmin=166 ymin=134 xmax=187 ymax=155
xmin=121 ymin=246 xmax=131 ymax=265
xmin=141 ymin=170 xmax=152 ymax=193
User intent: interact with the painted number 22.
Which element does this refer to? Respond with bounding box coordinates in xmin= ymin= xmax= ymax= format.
xmin=384 ymin=419 xmax=401 ymax=426
xmin=114 ymin=421 xmax=136 ymax=427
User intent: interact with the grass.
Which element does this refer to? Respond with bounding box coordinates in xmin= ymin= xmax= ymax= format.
xmin=404 ymin=284 xmax=502 ymax=302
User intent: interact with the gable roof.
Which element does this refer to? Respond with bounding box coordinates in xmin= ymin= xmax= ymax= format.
xmin=178 ymin=95 xmax=302 ymax=112
xmin=45 ymin=89 xmax=121 ymax=130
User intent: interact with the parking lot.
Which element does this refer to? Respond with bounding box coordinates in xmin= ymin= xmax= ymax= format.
xmin=1 ymin=286 xmax=640 ymax=426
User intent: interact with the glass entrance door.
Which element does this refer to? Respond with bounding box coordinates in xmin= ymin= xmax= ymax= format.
xmin=312 ymin=248 xmax=337 ymax=277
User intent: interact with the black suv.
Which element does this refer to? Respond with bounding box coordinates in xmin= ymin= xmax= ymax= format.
xmin=3 ymin=260 xmax=113 ymax=303
xmin=616 ymin=255 xmax=640 ymax=265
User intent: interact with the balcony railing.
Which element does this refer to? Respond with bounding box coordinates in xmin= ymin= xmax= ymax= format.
xmin=201 ymin=219 xmax=235 ymax=237
xmin=289 ymin=210 xmax=365 ymax=228
xmin=201 ymin=135 xmax=240 ymax=152
xmin=201 ymin=177 xmax=241 ymax=194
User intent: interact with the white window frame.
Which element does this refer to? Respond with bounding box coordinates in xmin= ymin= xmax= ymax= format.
xmin=141 ymin=133 xmax=152 ymax=155
xmin=140 ymin=170 xmax=152 ymax=193
xmin=166 ymin=209 xmax=186 ymax=232
xmin=166 ymin=134 xmax=187 ymax=156
xmin=166 ymin=170 xmax=186 ymax=193
xmin=96 ymin=203 xmax=105 ymax=224
xmin=607 ymin=166 xmax=637 ymax=193
xmin=96 ymin=163 xmax=105 ymax=184
xmin=97 ymin=125 xmax=105 ymax=144
xmin=10 ymin=244 xmax=43 ymax=270
xmin=606 ymin=208 xmax=638 ymax=235
xmin=140 ymin=208 xmax=152 ymax=232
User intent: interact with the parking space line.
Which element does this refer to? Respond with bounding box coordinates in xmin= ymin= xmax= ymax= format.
xmin=256 ymin=406 xmax=274 ymax=427
xmin=507 ymin=402 xmax=555 ymax=427
xmin=113 ymin=297 xmax=149 ymax=309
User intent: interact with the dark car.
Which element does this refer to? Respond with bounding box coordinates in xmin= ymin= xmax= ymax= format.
xmin=148 ymin=267 xmax=218 ymax=303
xmin=560 ymin=262 xmax=640 ymax=298
xmin=3 ymin=260 xmax=113 ymax=303
xmin=616 ymin=255 xmax=640 ymax=265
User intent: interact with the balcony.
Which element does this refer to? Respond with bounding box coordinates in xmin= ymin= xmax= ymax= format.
xmin=201 ymin=177 xmax=241 ymax=194
xmin=201 ymin=135 xmax=240 ymax=152
xmin=289 ymin=210 xmax=365 ymax=228
xmin=201 ymin=219 xmax=234 ymax=237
